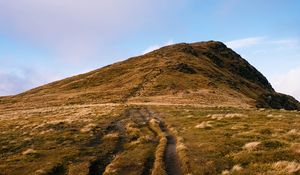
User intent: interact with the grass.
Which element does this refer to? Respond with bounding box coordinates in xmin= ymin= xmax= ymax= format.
xmin=0 ymin=104 xmax=299 ymax=174
xmin=0 ymin=106 xmax=167 ymax=175
xmin=0 ymin=104 xmax=124 ymax=175
xmin=154 ymin=105 xmax=300 ymax=174
xmin=149 ymin=118 xmax=167 ymax=175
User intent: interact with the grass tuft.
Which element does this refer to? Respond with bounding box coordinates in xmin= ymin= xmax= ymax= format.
xmin=149 ymin=118 xmax=167 ymax=175
xmin=243 ymin=142 xmax=261 ymax=151
xmin=195 ymin=121 xmax=213 ymax=129
xmin=273 ymin=161 xmax=300 ymax=174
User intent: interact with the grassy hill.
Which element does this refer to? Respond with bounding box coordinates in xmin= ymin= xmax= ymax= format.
xmin=0 ymin=41 xmax=300 ymax=175
xmin=0 ymin=41 xmax=299 ymax=110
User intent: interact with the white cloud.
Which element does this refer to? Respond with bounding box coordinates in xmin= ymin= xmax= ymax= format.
xmin=226 ymin=36 xmax=300 ymax=101
xmin=270 ymin=39 xmax=300 ymax=50
xmin=225 ymin=37 xmax=265 ymax=49
xmin=142 ymin=40 xmax=174 ymax=54
xmin=271 ymin=67 xmax=300 ymax=101
xmin=0 ymin=69 xmax=49 ymax=96
xmin=0 ymin=0 xmax=185 ymax=96
xmin=0 ymin=0 xmax=183 ymax=62
xmin=271 ymin=39 xmax=299 ymax=45
xmin=226 ymin=37 xmax=300 ymax=50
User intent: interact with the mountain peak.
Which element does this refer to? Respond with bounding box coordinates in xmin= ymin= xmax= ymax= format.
xmin=0 ymin=41 xmax=299 ymax=110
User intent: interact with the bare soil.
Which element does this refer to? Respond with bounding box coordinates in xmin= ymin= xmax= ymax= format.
xmin=164 ymin=134 xmax=182 ymax=175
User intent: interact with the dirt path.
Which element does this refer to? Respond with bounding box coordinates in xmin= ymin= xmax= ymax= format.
xmin=164 ymin=134 xmax=182 ymax=175
xmin=146 ymin=108 xmax=183 ymax=175
xmin=90 ymin=108 xmax=156 ymax=175
xmin=88 ymin=107 xmax=182 ymax=175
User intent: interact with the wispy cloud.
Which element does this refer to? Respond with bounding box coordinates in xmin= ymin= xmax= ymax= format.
xmin=225 ymin=36 xmax=300 ymax=100
xmin=0 ymin=0 xmax=183 ymax=62
xmin=226 ymin=37 xmax=300 ymax=50
xmin=142 ymin=40 xmax=174 ymax=54
xmin=0 ymin=1 xmax=184 ymax=96
xmin=271 ymin=67 xmax=300 ymax=101
xmin=270 ymin=39 xmax=300 ymax=50
xmin=225 ymin=37 xmax=266 ymax=49
xmin=0 ymin=68 xmax=48 ymax=96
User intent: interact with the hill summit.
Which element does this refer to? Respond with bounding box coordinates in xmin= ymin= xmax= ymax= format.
xmin=1 ymin=41 xmax=299 ymax=110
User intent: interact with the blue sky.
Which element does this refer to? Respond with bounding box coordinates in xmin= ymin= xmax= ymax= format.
xmin=0 ymin=0 xmax=300 ymax=99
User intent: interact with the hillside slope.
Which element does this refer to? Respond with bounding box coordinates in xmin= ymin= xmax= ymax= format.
xmin=0 ymin=41 xmax=299 ymax=110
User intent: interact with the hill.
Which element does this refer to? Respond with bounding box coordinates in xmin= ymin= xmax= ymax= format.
xmin=1 ymin=41 xmax=300 ymax=175
xmin=0 ymin=41 xmax=299 ymax=110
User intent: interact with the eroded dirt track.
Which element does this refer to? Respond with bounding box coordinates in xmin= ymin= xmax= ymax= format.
xmin=146 ymin=108 xmax=183 ymax=175
xmin=86 ymin=108 xmax=152 ymax=175
xmin=164 ymin=135 xmax=182 ymax=175
xmin=0 ymin=104 xmax=184 ymax=175
xmin=89 ymin=107 xmax=182 ymax=175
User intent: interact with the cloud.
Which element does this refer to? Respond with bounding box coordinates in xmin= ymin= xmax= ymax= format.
xmin=0 ymin=0 xmax=183 ymax=62
xmin=225 ymin=36 xmax=300 ymax=101
xmin=0 ymin=73 xmax=25 ymax=96
xmin=270 ymin=39 xmax=300 ymax=50
xmin=271 ymin=39 xmax=299 ymax=45
xmin=225 ymin=37 xmax=265 ymax=49
xmin=0 ymin=68 xmax=48 ymax=96
xmin=271 ymin=67 xmax=300 ymax=101
xmin=0 ymin=0 xmax=185 ymax=96
xmin=226 ymin=37 xmax=300 ymax=50
xmin=142 ymin=40 xmax=174 ymax=54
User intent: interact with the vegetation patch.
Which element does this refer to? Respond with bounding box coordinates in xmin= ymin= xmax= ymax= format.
xmin=154 ymin=106 xmax=300 ymax=174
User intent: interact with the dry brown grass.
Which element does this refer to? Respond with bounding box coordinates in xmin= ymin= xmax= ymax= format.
xmin=1 ymin=102 xmax=299 ymax=174
xmin=21 ymin=148 xmax=37 ymax=155
xmin=272 ymin=161 xmax=300 ymax=174
xmin=154 ymin=105 xmax=300 ymax=174
xmin=195 ymin=121 xmax=213 ymax=129
xmin=149 ymin=118 xmax=167 ymax=175
xmin=0 ymin=104 xmax=123 ymax=175
xmin=243 ymin=141 xmax=261 ymax=151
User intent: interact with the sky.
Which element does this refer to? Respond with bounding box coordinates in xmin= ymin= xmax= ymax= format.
xmin=0 ymin=0 xmax=300 ymax=100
